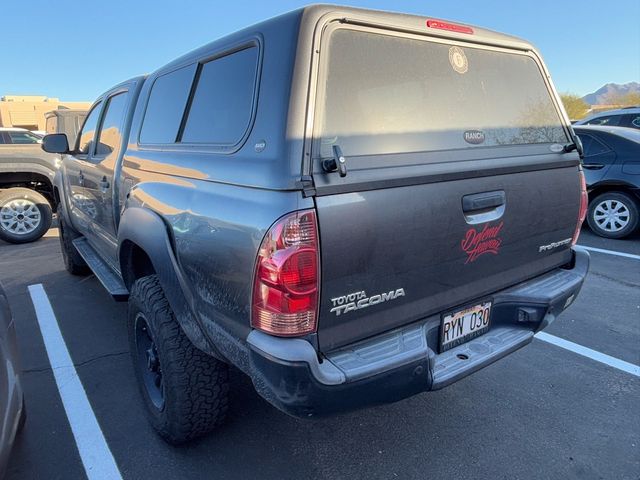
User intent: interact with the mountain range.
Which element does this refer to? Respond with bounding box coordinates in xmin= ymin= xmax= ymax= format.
xmin=582 ymin=82 xmax=639 ymax=105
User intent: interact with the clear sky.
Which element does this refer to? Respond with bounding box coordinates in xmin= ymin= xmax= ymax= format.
xmin=2 ymin=0 xmax=638 ymax=101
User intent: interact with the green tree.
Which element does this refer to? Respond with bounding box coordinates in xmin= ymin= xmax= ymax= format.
xmin=560 ymin=93 xmax=590 ymax=120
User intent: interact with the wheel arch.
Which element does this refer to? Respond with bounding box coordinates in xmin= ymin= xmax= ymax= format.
xmin=52 ymin=169 xmax=72 ymax=222
xmin=118 ymin=207 xmax=223 ymax=359
xmin=0 ymin=171 xmax=55 ymax=210
xmin=119 ymin=239 xmax=157 ymax=290
xmin=53 ymin=185 xmax=61 ymax=206
xmin=588 ymin=181 xmax=640 ymax=203
xmin=0 ymin=170 xmax=53 ymax=188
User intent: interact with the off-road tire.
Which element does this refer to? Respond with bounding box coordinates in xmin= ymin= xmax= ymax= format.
xmin=587 ymin=191 xmax=639 ymax=239
xmin=58 ymin=209 xmax=90 ymax=275
xmin=128 ymin=275 xmax=229 ymax=444
xmin=0 ymin=188 xmax=52 ymax=244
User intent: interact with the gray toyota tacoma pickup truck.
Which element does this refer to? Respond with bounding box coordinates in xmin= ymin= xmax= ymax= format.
xmin=43 ymin=5 xmax=590 ymax=444
xmin=0 ymin=128 xmax=58 ymax=243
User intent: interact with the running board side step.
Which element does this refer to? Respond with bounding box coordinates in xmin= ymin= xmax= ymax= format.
xmin=72 ymin=238 xmax=129 ymax=301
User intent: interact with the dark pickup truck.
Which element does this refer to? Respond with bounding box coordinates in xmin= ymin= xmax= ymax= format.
xmin=43 ymin=5 xmax=589 ymax=444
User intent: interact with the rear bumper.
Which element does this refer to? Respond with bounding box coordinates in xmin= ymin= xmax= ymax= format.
xmin=246 ymin=248 xmax=590 ymax=417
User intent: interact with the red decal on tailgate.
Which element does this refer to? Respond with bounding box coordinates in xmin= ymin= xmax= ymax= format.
xmin=461 ymin=222 xmax=504 ymax=264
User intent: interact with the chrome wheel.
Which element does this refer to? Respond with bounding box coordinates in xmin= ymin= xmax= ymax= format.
xmin=593 ymin=199 xmax=630 ymax=233
xmin=0 ymin=198 xmax=42 ymax=236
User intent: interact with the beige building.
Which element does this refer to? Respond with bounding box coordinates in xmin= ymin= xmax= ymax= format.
xmin=0 ymin=95 xmax=91 ymax=131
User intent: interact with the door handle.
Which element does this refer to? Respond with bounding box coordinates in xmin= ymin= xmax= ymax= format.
xmin=462 ymin=190 xmax=506 ymax=224
xmin=78 ymin=171 xmax=84 ymax=185
xmin=99 ymin=176 xmax=110 ymax=190
xmin=462 ymin=191 xmax=506 ymax=212
xmin=582 ymin=163 xmax=605 ymax=170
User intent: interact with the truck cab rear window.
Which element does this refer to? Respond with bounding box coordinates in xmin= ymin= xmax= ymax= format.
xmin=140 ymin=46 xmax=259 ymax=146
xmin=140 ymin=64 xmax=197 ymax=144
xmin=316 ymin=29 xmax=568 ymax=158
xmin=181 ymin=46 xmax=258 ymax=145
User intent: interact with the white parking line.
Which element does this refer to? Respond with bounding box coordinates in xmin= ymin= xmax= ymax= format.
xmin=535 ymin=331 xmax=640 ymax=377
xmin=28 ymin=284 xmax=123 ymax=480
xmin=577 ymin=245 xmax=640 ymax=260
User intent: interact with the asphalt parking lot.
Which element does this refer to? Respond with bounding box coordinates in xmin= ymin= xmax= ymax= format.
xmin=0 ymin=226 xmax=638 ymax=480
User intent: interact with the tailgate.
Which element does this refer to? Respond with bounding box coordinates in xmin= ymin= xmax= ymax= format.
xmin=309 ymin=23 xmax=580 ymax=351
xmin=315 ymin=166 xmax=578 ymax=350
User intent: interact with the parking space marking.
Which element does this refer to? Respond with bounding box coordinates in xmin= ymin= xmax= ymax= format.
xmin=28 ymin=284 xmax=123 ymax=480
xmin=535 ymin=332 xmax=640 ymax=377
xmin=578 ymin=245 xmax=640 ymax=260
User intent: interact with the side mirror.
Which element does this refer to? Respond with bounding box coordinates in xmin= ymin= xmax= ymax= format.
xmin=41 ymin=133 xmax=70 ymax=154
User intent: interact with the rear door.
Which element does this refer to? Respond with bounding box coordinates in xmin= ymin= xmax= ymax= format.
xmin=310 ymin=25 xmax=581 ymax=351
xmin=576 ymin=132 xmax=616 ymax=184
xmin=81 ymin=89 xmax=130 ymax=262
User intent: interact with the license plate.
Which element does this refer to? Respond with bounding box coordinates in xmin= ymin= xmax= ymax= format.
xmin=440 ymin=301 xmax=492 ymax=352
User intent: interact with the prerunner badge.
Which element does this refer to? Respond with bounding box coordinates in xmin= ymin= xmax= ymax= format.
xmin=449 ymin=46 xmax=468 ymax=74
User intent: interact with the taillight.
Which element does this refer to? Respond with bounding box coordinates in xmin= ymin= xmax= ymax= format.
xmin=251 ymin=210 xmax=319 ymax=336
xmin=572 ymin=170 xmax=588 ymax=246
